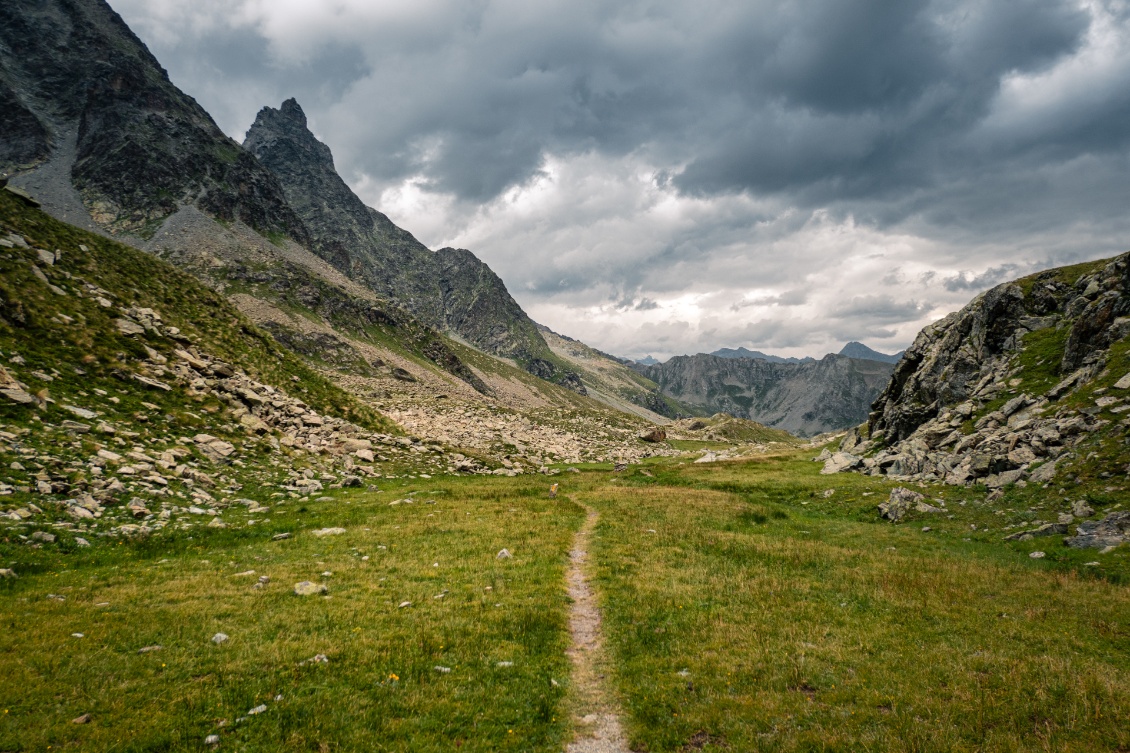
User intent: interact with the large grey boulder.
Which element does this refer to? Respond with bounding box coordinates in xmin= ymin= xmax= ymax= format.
xmin=821 ymin=452 xmax=861 ymax=475
xmin=878 ymin=487 xmax=925 ymax=522
xmin=1065 ymin=511 xmax=1130 ymax=549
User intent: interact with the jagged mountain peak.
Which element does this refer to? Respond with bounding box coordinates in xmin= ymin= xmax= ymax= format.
xmin=279 ymin=97 xmax=308 ymax=124
xmin=246 ymin=98 xmax=337 ymax=173
xmin=243 ymin=99 xmax=584 ymax=391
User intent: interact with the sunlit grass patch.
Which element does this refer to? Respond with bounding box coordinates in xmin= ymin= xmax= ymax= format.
xmin=586 ymin=473 xmax=1130 ymax=752
xmin=0 ymin=477 xmax=583 ymax=752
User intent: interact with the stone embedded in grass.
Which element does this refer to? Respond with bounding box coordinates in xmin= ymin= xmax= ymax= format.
xmin=1072 ymin=500 xmax=1095 ymax=518
xmin=271 ymin=532 xmax=291 ymax=541
xmin=31 ymin=531 xmax=55 ymax=543
xmin=398 ymin=601 xmax=412 ymax=608
xmin=247 ymin=704 xmax=267 ymax=715
xmin=294 ymin=581 xmax=327 ymax=596
xmin=878 ymin=487 xmax=925 ymax=522
xmin=137 ymin=645 xmax=162 ymax=654
xmin=1030 ymin=551 xmax=1046 ymax=559
xmin=311 ymin=527 xmax=346 ymax=537
xmin=204 ymin=735 xmax=220 ymax=746
xmin=0 ymin=569 xmax=17 ymax=579
xmin=298 ymin=654 xmax=329 ymax=666
xmin=497 ymin=548 xmax=513 ymax=559
xmin=211 ymin=633 xmax=229 ymax=644
xmin=496 ymin=661 xmax=513 ymax=667
xmin=72 ymin=713 xmax=91 ymax=724
xmin=1065 ymin=511 xmax=1130 ymax=549
xmin=435 ymin=666 xmax=452 ymax=673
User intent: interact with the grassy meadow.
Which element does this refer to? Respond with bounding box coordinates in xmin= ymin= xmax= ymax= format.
xmin=2 ymin=450 xmax=1128 ymax=751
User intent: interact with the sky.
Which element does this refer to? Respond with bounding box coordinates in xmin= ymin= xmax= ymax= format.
xmin=110 ymin=0 xmax=1130 ymax=361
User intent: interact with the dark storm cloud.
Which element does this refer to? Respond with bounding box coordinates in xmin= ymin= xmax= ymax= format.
xmin=114 ymin=0 xmax=1098 ymax=209
xmin=674 ymin=0 xmax=1090 ymax=200
xmin=108 ymin=0 xmax=1130 ymax=359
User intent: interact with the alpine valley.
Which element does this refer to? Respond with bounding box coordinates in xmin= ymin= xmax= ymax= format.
xmin=1 ymin=2 xmax=1129 ymax=752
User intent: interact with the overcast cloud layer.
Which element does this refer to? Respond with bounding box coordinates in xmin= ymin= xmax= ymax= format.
xmin=111 ymin=0 xmax=1130 ymax=360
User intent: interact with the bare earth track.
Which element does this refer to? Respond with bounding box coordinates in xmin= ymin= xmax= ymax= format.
xmin=565 ymin=508 xmax=631 ymax=753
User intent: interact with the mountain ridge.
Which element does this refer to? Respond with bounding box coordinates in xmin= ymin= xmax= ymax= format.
xmin=0 ymin=1 xmax=583 ymax=396
xmin=635 ymin=352 xmax=894 ymax=436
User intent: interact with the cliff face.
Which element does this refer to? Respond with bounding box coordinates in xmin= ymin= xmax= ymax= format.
xmin=637 ymin=353 xmax=893 ymax=436
xmin=869 ymin=255 xmax=1130 ymax=445
xmin=0 ymin=0 xmax=308 ymax=241
xmin=243 ymin=100 xmax=583 ymax=392
xmin=831 ymin=252 xmax=1130 ymax=489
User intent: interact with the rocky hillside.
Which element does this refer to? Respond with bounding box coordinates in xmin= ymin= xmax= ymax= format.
xmin=0 ymin=187 xmax=490 ymax=544
xmin=636 ymin=353 xmax=893 ymax=436
xmin=0 ymin=0 xmax=582 ymax=397
xmin=539 ymin=325 xmax=691 ymax=420
xmin=243 ymin=100 xmax=581 ymax=391
xmin=828 ymin=253 xmax=1130 ymax=494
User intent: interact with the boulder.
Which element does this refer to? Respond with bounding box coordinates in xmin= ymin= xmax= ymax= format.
xmin=878 ymin=487 xmax=924 ymax=522
xmin=1028 ymin=460 xmax=1058 ymax=483
xmin=639 ymin=428 xmax=667 ymax=443
xmin=820 ymin=452 xmax=861 ymax=475
xmin=1065 ymin=511 xmax=1130 ymax=549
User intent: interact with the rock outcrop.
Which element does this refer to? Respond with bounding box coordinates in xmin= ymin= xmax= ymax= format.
xmin=835 ymin=252 xmax=1130 ymax=488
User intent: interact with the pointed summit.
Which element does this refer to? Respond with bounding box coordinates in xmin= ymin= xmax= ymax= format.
xmin=279 ymin=97 xmax=307 ymax=126
xmin=242 ymin=99 xmax=585 ymax=392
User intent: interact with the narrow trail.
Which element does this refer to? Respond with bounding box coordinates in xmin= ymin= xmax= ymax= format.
xmin=565 ymin=508 xmax=631 ymax=753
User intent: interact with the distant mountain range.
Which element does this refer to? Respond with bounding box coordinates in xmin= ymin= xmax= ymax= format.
xmin=837 ymin=342 xmax=904 ymax=364
xmin=633 ymin=353 xmax=894 ymax=437
xmin=710 ymin=347 xmax=815 ymax=364
xmin=634 ymin=342 xmax=903 ymax=367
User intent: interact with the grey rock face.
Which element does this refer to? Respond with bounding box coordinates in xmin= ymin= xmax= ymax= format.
xmin=834 ymin=252 xmax=1130 ymax=489
xmin=1065 ymin=511 xmax=1130 ymax=549
xmin=870 ymin=254 xmax=1130 ymax=445
xmin=243 ymin=100 xmax=583 ymax=393
xmin=0 ymin=0 xmax=308 ymax=241
xmin=637 ymin=353 xmax=893 ymax=436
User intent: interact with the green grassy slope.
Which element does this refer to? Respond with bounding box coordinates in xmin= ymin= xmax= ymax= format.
xmin=0 ymin=190 xmax=392 ymax=432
